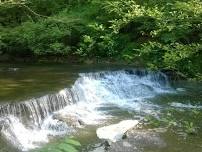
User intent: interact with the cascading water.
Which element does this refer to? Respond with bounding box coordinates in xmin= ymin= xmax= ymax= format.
xmin=0 ymin=69 xmax=173 ymax=151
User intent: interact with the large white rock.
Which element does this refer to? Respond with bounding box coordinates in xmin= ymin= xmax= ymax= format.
xmin=96 ymin=120 xmax=139 ymax=142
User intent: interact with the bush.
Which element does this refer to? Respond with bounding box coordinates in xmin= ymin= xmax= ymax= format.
xmin=0 ymin=0 xmax=201 ymax=78
xmin=102 ymin=0 xmax=202 ymax=78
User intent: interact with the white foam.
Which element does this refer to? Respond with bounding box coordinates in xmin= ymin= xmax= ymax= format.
xmin=170 ymin=102 xmax=202 ymax=109
xmin=0 ymin=101 xmax=108 ymax=151
xmin=41 ymin=115 xmax=70 ymax=135
xmin=72 ymin=70 xmax=172 ymax=108
xmin=1 ymin=116 xmax=49 ymax=151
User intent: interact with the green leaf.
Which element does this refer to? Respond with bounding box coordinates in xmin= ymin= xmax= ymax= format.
xmin=64 ymin=139 xmax=81 ymax=147
xmin=37 ymin=147 xmax=61 ymax=152
xmin=58 ymin=143 xmax=78 ymax=152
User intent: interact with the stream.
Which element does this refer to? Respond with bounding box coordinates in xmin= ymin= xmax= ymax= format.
xmin=0 ymin=63 xmax=202 ymax=152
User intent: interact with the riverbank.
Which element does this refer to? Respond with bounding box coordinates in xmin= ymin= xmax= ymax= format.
xmin=0 ymin=54 xmax=190 ymax=81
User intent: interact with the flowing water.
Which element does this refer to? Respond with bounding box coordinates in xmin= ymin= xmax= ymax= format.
xmin=0 ymin=63 xmax=201 ymax=152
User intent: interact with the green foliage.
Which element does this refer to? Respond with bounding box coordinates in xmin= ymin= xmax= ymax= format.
xmin=1 ymin=21 xmax=71 ymax=56
xmin=183 ymin=121 xmax=197 ymax=135
xmin=103 ymin=0 xmax=202 ymax=78
xmin=144 ymin=108 xmax=202 ymax=136
xmin=138 ymin=42 xmax=201 ymax=74
xmin=33 ymin=138 xmax=81 ymax=152
xmin=0 ymin=0 xmax=201 ymax=78
xmin=76 ymin=23 xmax=117 ymax=58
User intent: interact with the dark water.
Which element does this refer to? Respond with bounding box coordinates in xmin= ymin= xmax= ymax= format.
xmin=0 ymin=63 xmax=132 ymax=102
xmin=0 ymin=63 xmax=202 ymax=152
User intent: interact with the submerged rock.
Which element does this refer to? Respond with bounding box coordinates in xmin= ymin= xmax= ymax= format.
xmin=96 ymin=120 xmax=139 ymax=142
xmin=170 ymin=102 xmax=202 ymax=109
xmin=176 ymin=88 xmax=186 ymax=92
xmin=93 ymin=128 xmax=166 ymax=152
xmin=52 ymin=113 xmax=84 ymax=128
xmin=107 ymin=129 xmax=166 ymax=152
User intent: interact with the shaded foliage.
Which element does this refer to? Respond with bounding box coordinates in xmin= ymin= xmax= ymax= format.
xmin=0 ymin=0 xmax=202 ymax=79
xmin=31 ymin=138 xmax=81 ymax=152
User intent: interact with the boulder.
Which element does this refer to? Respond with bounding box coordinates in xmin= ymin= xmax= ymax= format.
xmin=107 ymin=129 xmax=166 ymax=152
xmin=96 ymin=120 xmax=139 ymax=142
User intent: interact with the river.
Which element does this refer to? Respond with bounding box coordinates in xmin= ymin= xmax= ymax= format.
xmin=0 ymin=63 xmax=201 ymax=152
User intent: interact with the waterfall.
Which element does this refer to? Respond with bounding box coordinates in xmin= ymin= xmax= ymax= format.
xmin=0 ymin=69 xmax=172 ymax=151
xmin=0 ymin=89 xmax=76 ymax=127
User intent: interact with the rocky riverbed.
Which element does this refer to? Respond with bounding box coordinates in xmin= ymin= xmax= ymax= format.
xmin=94 ymin=120 xmax=166 ymax=152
